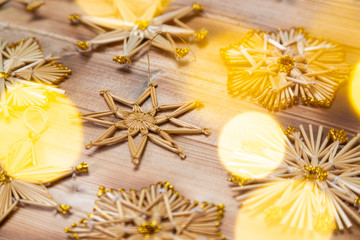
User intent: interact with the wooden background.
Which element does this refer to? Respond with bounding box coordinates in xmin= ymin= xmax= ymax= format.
xmin=1 ymin=0 xmax=360 ymax=239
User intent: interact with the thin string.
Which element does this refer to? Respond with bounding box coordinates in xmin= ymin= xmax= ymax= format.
xmin=23 ymin=106 xmax=48 ymax=136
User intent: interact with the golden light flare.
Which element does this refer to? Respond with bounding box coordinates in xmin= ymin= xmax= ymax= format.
xmin=218 ymin=112 xmax=286 ymax=179
xmin=0 ymin=94 xmax=83 ymax=182
xmin=235 ymin=192 xmax=332 ymax=240
xmin=349 ymin=61 xmax=360 ymax=117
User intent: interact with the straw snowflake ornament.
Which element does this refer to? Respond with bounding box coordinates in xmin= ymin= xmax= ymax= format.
xmin=65 ymin=182 xmax=225 ymax=239
xmin=68 ymin=0 xmax=206 ymax=64
xmin=0 ymin=107 xmax=88 ymax=223
xmin=81 ymin=80 xmax=210 ymax=165
xmin=220 ymin=28 xmax=350 ymax=111
xmin=229 ymin=124 xmax=360 ymax=232
xmin=0 ymin=37 xmax=71 ymax=117
xmin=0 ymin=0 xmax=45 ymax=11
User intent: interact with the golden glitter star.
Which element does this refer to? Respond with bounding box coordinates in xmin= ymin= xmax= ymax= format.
xmin=0 ymin=37 xmax=71 ymax=117
xmin=65 ymin=182 xmax=225 ymax=239
xmin=221 ymin=28 xmax=350 ymax=111
xmin=81 ymin=81 xmax=210 ymax=165
xmin=229 ymin=124 xmax=360 ymax=232
xmin=0 ymin=0 xmax=45 ymax=11
xmin=68 ymin=1 xmax=206 ymax=64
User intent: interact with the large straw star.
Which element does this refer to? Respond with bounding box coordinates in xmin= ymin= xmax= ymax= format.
xmin=65 ymin=182 xmax=225 ymax=239
xmin=68 ymin=1 xmax=207 ymax=64
xmin=82 ymin=81 xmax=210 ymax=165
xmin=0 ymin=130 xmax=88 ymax=223
xmin=0 ymin=37 xmax=71 ymax=117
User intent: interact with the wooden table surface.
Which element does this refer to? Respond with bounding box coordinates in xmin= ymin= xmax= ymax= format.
xmin=1 ymin=0 xmax=360 ymax=239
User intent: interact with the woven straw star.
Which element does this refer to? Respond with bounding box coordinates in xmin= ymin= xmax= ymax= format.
xmin=0 ymin=0 xmax=45 ymax=11
xmin=229 ymin=124 xmax=360 ymax=233
xmin=0 ymin=107 xmax=88 ymax=223
xmin=82 ymin=81 xmax=210 ymax=165
xmin=68 ymin=1 xmax=206 ymax=64
xmin=0 ymin=37 xmax=71 ymax=117
xmin=220 ymin=28 xmax=350 ymax=111
xmin=65 ymin=182 xmax=225 ymax=239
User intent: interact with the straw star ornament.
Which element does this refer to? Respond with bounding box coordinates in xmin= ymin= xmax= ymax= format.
xmin=81 ymin=81 xmax=210 ymax=165
xmin=221 ymin=28 xmax=350 ymax=111
xmin=0 ymin=107 xmax=88 ymax=223
xmin=0 ymin=37 xmax=71 ymax=117
xmin=0 ymin=0 xmax=45 ymax=11
xmin=65 ymin=182 xmax=225 ymax=239
xmin=229 ymin=124 xmax=360 ymax=232
xmin=68 ymin=0 xmax=206 ymax=64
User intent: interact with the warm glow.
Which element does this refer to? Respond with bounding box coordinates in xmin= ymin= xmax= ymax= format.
xmin=218 ymin=112 xmax=286 ymax=178
xmin=350 ymin=61 xmax=360 ymax=117
xmin=0 ymin=94 xmax=83 ymax=182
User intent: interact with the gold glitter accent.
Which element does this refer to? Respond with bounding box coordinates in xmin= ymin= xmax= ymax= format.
xmin=314 ymin=212 xmax=336 ymax=233
xmin=68 ymin=13 xmax=80 ymax=23
xmin=303 ymin=165 xmax=328 ymax=181
xmin=113 ymin=56 xmax=131 ymax=64
xmin=98 ymin=186 xmax=108 ymax=197
xmin=77 ymin=41 xmax=90 ymax=51
xmin=283 ymin=126 xmax=297 ymax=136
xmin=0 ymin=170 xmax=12 ymax=185
xmin=58 ymin=204 xmax=72 ymax=214
xmin=76 ymin=162 xmax=88 ymax=173
xmin=327 ymin=128 xmax=348 ymax=143
xmin=135 ymin=20 xmax=150 ymax=30
xmin=276 ymin=55 xmax=295 ymax=73
xmin=7 ymin=39 xmax=25 ymax=49
xmin=228 ymin=174 xmax=251 ymax=187
xmin=138 ymin=222 xmax=161 ymax=238
xmin=73 ymin=233 xmax=80 ymax=239
xmin=194 ymin=28 xmax=208 ymax=40
xmin=64 ymin=227 xmax=72 ymax=233
xmin=355 ymin=197 xmax=360 ymax=205
xmin=0 ymin=72 xmax=10 ymax=80
xmin=192 ymin=2 xmax=204 ymax=11
xmin=175 ymin=48 xmax=190 ymax=59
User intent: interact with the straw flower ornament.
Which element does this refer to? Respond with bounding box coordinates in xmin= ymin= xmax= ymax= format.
xmin=229 ymin=124 xmax=360 ymax=232
xmin=0 ymin=107 xmax=88 ymax=223
xmin=81 ymin=79 xmax=210 ymax=165
xmin=0 ymin=0 xmax=45 ymax=11
xmin=0 ymin=37 xmax=71 ymax=117
xmin=221 ymin=28 xmax=350 ymax=111
xmin=65 ymin=182 xmax=225 ymax=239
xmin=68 ymin=0 xmax=206 ymax=64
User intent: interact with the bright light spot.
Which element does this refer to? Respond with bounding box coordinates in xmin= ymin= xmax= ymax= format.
xmin=0 ymin=94 xmax=83 ymax=182
xmin=350 ymin=61 xmax=360 ymax=117
xmin=235 ymin=198 xmax=332 ymax=240
xmin=218 ymin=112 xmax=285 ymax=178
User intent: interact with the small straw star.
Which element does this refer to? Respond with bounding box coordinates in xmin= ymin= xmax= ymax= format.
xmin=68 ymin=1 xmax=206 ymax=64
xmin=221 ymin=28 xmax=350 ymax=111
xmin=0 ymin=37 xmax=71 ymax=117
xmin=65 ymin=182 xmax=225 ymax=239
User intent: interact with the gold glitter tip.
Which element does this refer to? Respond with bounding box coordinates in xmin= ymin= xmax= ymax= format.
xmin=175 ymin=48 xmax=190 ymax=59
xmin=194 ymin=28 xmax=208 ymax=40
xmin=113 ymin=56 xmax=131 ymax=65
xmin=76 ymin=162 xmax=88 ymax=173
xmin=0 ymin=72 xmax=10 ymax=80
xmin=276 ymin=55 xmax=295 ymax=73
xmin=0 ymin=170 xmax=12 ymax=185
xmin=192 ymin=2 xmax=204 ymax=11
xmin=228 ymin=174 xmax=251 ymax=186
xmin=327 ymin=128 xmax=348 ymax=143
xmin=77 ymin=41 xmax=90 ymax=51
xmin=68 ymin=13 xmax=80 ymax=23
xmin=283 ymin=126 xmax=297 ymax=136
xmin=58 ymin=204 xmax=72 ymax=214
xmin=303 ymin=165 xmax=328 ymax=181
xmin=138 ymin=222 xmax=161 ymax=237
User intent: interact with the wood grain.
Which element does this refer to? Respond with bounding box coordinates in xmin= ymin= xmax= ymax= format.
xmin=1 ymin=0 xmax=360 ymax=239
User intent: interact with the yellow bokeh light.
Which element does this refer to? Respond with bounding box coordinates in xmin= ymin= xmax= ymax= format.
xmin=350 ymin=61 xmax=360 ymax=117
xmin=0 ymin=94 xmax=83 ymax=182
xmin=218 ymin=112 xmax=286 ymax=178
